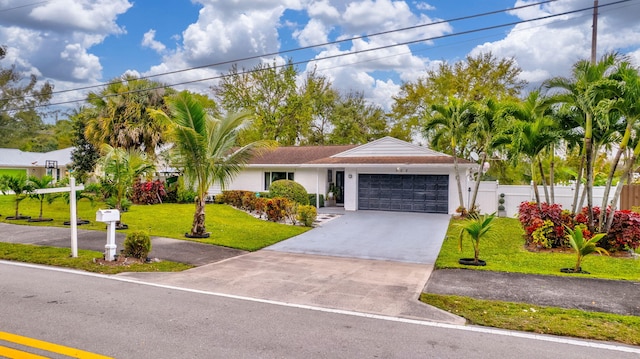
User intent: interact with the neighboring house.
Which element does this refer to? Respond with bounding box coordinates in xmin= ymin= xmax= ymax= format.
xmin=0 ymin=147 xmax=73 ymax=181
xmin=223 ymin=137 xmax=475 ymax=214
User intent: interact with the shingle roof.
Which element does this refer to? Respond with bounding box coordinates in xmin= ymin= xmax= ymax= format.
xmin=248 ymin=143 xmax=472 ymax=166
xmin=249 ymin=145 xmax=357 ymax=165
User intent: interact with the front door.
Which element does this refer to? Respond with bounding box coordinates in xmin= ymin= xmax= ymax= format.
xmin=335 ymin=171 xmax=345 ymax=204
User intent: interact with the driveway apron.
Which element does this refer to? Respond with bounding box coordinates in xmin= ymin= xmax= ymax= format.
xmin=267 ymin=210 xmax=450 ymax=264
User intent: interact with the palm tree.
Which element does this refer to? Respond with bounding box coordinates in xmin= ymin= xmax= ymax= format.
xmin=85 ymin=75 xmax=173 ymax=159
xmin=0 ymin=174 xmax=34 ymax=219
xmin=602 ymin=63 xmax=640 ymax=231
xmin=425 ymin=97 xmax=475 ymax=211
xmin=457 ymin=213 xmax=496 ymax=265
xmin=28 ymin=175 xmax=55 ymax=221
xmin=545 ymin=53 xmax=623 ymax=230
xmin=98 ymin=144 xmax=155 ymax=214
xmin=467 ymin=98 xmax=506 ymax=211
xmin=498 ymin=91 xmax=562 ymax=208
xmin=150 ymin=91 xmax=272 ymax=238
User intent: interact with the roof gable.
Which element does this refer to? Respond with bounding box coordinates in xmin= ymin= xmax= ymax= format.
xmin=332 ymin=136 xmax=447 ymax=158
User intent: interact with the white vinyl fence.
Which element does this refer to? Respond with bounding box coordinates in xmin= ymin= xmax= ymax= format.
xmin=471 ymin=181 xmax=619 ymax=217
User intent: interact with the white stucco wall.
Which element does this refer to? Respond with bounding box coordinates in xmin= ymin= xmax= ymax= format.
xmin=221 ymin=167 xmax=327 ymax=196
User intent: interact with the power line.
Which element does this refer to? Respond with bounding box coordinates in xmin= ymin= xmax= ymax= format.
xmin=9 ymin=0 xmax=559 ymax=101
xmin=5 ymin=0 xmax=635 ymax=112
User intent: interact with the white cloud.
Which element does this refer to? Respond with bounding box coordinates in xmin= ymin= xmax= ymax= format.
xmin=0 ymin=0 xmax=131 ymax=83
xmin=414 ymin=2 xmax=435 ymax=11
xmin=142 ymin=30 xmax=167 ymax=54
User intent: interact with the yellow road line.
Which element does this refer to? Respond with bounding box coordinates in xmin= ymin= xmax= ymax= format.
xmin=0 ymin=332 xmax=113 ymax=359
xmin=0 ymin=345 xmax=49 ymax=359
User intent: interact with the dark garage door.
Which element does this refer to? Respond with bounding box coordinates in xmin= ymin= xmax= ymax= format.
xmin=358 ymin=174 xmax=449 ymax=213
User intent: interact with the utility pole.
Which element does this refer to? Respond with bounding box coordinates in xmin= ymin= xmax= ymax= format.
xmin=591 ymin=0 xmax=598 ymax=64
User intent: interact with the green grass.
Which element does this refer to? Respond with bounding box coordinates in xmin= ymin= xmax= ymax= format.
xmin=436 ymin=217 xmax=640 ymax=281
xmin=0 ymin=195 xmax=309 ymax=251
xmin=421 ymin=293 xmax=640 ymax=346
xmin=0 ymin=242 xmax=193 ymax=274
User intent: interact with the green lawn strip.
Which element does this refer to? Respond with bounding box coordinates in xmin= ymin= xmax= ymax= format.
xmin=0 ymin=196 xmax=309 ymax=251
xmin=0 ymin=242 xmax=192 ymax=274
xmin=435 ymin=217 xmax=640 ymax=281
xmin=420 ymin=293 xmax=640 ymax=346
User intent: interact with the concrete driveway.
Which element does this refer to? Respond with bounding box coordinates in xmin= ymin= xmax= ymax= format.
xmin=267 ymin=210 xmax=450 ymax=264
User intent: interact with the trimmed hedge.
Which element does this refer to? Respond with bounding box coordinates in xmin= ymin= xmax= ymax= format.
xmin=269 ymin=180 xmax=309 ymax=205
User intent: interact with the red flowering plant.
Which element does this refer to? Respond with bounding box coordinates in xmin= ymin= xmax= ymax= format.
xmin=131 ymin=179 xmax=167 ymax=205
xmin=605 ymin=210 xmax=640 ymax=252
xmin=518 ymin=202 xmax=572 ymax=248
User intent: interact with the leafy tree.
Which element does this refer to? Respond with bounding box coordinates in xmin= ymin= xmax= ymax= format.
xmin=0 ymin=174 xmax=34 ymax=219
xmin=0 ymin=46 xmax=53 ymax=149
xmin=391 ymin=52 xmax=525 ymax=139
xmin=85 ymin=75 xmax=173 ymax=158
xmin=215 ymin=60 xmax=310 ymax=145
xmin=424 ymin=97 xmax=475 ymax=210
xmin=69 ymin=107 xmax=100 ymax=183
xmin=327 ymin=92 xmax=388 ymax=145
xmin=150 ymin=91 xmax=272 ymax=237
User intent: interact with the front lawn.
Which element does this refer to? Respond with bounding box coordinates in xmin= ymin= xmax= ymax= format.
xmin=0 ymin=242 xmax=193 ymax=274
xmin=0 ymin=195 xmax=309 ymax=251
xmin=421 ymin=293 xmax=640 ymax=346
xmin=436 ymin=217 xmax=640 ymax=281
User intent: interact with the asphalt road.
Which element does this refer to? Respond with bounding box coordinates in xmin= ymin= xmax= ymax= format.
xmin=1 ymin=261 xmax=638 ymax=359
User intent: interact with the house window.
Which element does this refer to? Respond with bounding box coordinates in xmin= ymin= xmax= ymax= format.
xmin=264 ymin=171 xmax=295 ymax=190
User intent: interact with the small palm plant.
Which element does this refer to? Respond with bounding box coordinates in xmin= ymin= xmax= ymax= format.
xmin=0 ymin=174 xmax=34 ymax=220
xmin=457 ymin=213 xmax=496 ymax=266
xmin=564 ymin=227 xmax=609 ymax=273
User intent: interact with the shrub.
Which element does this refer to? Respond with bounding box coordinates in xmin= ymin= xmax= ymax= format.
xmin=222 ymin=190 xmax=254 ymax=208
xmin=308 ymin=193 xmax=324 ymax=208
xmin=518 ymin=202 xmax=571 ymax=248
xmin=131 ymin=179 xmax=167 ymax=205
xmin=123 ymin=231 xmax=152 ymax=259
xmin=242 ymin=191 xmax=257 ymax=211
xmin=255 ymin=197 xmax=267 ymax=219
xmin=604 ymin=210 xmax=640 ymax=252
xmin=297 ymin=205 xmax=317 ymax=227
xmin=265 ymin=197 xmax=292 ymax=222
xmin=269 ymin=180 xmax=309 ymax=205
xmin=165 ymin=177 xmax=196 ymax=204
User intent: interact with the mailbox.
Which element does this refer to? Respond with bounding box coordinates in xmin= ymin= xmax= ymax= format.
xmin=96 ymin=209 xmax=120 ymax=222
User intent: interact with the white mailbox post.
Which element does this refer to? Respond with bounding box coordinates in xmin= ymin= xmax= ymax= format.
xmin=96 ymin=209 xmax=120 ymax=261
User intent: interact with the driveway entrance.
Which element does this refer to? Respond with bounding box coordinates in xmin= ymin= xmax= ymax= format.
xmin=267 ymin=210 xmax=450 ymax=264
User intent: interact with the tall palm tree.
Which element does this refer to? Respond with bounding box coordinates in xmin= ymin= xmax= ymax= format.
xmin=425 ymin=97 xmax=475 ymax=211
xmin=467 ymin=98 xmax=506 ymax=211
xmin=85 ymin=75 xmax=173 ymax=159
xmin=602 ymin=63 xmax=640 ymax=231
xmin=150 ymin=91 xmax=272 ymax=238
xmin=545 ymin=53 xmax=623 ymax=230
xmin=497 ymin=96 xmax=561 ymax=208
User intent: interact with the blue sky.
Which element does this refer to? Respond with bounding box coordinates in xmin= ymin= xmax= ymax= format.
xmin=1 ymin=0 xmax=639 ymax=118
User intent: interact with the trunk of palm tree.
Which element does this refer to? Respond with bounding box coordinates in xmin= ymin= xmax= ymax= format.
xmin=538 ymin=157 xmax=549 ymax=203
xmin=571 ymin=155 xmax=585 ymax=214
xmin=469 ymin=152 xmax=487 ymax=212
xmin=599 ymin=147 xmax=624 ymax=231
xmin=191 ymin=196 xmax=207 ymax=236
xmin=605 ymin=148 xmax=640 ymax=232
xmin=39 ymin=199 xmax=44 ymax=220
xmin=453 ymin=151 xmax=465 ymax=211
xmin=585 ymin=113 xmax=595 ymax=232
xmin=549 ymin=144 xmax=555 ymax=204
xmin=531 ymin=160 xmax=541 ymax=209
